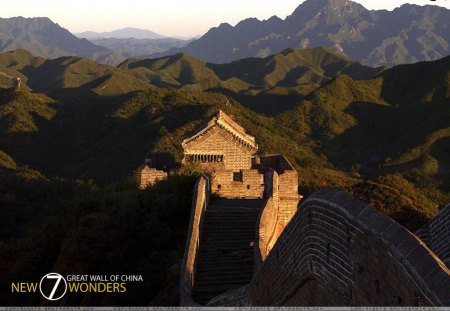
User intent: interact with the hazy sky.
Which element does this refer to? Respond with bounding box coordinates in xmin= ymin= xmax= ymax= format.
xmin=3 ymin=0 xmax=449 ymax=37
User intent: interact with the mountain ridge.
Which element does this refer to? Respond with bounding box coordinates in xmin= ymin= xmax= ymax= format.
xmin=0 ymin=46 xmax=382 ymax=97
xmin=0 ymin=17 xmax=125 ymax=65
xmin=76 ymin=27 xmax=166 ymax=40
xmin=90 ymin=37 xmax=191 ymax=59
xmin=119 ymin=46 xmax=384 ymax=96
xmin=154 ymin=0 xmax=450 ymax=66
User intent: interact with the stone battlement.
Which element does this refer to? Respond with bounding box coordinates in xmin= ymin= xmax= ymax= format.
xmin=211 ymin=154 xmax=300 ymax=201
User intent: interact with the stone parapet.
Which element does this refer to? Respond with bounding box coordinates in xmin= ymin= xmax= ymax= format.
xmin=211 ymin=169 xmax=265 ymax=199
xmin=179 ymin=175 xmax=210 ymax=306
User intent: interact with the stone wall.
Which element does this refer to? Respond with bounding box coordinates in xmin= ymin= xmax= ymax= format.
xmin=255 ymin=169 xmax=302 ymax=272
xmin=257 ymin=155 xmax=301 ymax=233
xmin=254 ymin=197 xmax=275 ymax=270
xmin=277 ymin=170 xmax=300 ymax=230
xmin=417 ymin=203 xmax=450 ymax=268
xmin=139 ymin=166 xmax=168 ymax=189
xmin=211 ymin=169 xmax=264 ymax=199
xmin=212 ymin=190 xmax=450 ymax=306
xmin=179 ymin=175 xmax=210 ymax=306
xmin=255 ymin=171 xmax=279 ymax=271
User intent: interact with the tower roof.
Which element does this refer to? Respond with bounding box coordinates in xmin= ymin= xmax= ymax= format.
xmin=182 ymin=110 xmax=258 ymax=151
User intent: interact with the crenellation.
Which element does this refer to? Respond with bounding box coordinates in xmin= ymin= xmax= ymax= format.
xmin=211 ymin=169 xmax=265 ymax=198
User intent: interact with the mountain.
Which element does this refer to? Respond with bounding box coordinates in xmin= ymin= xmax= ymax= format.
xmin=119 ymin=46 xmax=383 ymax=96
xmin=0 ymin=46 xmax=333 ymax=99
xmin=278 ymin=55 xmax=450 ymax=165
xmin=0 ymin=49 xmax=151 ymax=96
xmin=0 ymin=17 xmax=124 ymax=65
xmin=0 ymin=87 xmax=56 ymax=133
xmin=156 ymin=0 xmax=450 ymax=66
xmin=0 ymin=46 xmax=381 ymax=98
xmin=89 ymin=37 xmax=190 ymax=58
xmin=76 ymin=27 xmax=165 ymax=39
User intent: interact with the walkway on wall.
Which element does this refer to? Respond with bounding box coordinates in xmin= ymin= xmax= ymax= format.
xmin=191 ymin=199 xmax=264 ymax=305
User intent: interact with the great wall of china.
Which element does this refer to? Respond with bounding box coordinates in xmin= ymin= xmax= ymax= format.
xmin=140 ymin=110 xmax=450 ymax=306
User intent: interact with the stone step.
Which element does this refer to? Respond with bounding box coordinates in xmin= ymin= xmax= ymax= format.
xmin=202 ymin=230 xmax=254 ymax=234
xmin=197 ymin=261 xmax=253 ymax=268
xmin=202 ymin=222 xmax=256 ymax=227
xmin=195 ymin=270 xmax=253 ymax=278
xmin=203 ymin=220 xmax=255 ymax=224
xmin=199 ymin=247 xmax=253 ymax=252
xmin=199 ymin=245 xmax=253 ymax=250
xmin=202 ymin=230 xmax=255 ymax=234
xmin=197 ymin=271 xmax=253 ymax=276
xmin=198 ymin=245 xmax=254 ymax=251
xmin=204 ymin=216 xmax=258 ymax=221
xmin=205 ymin=212 xmax=258 ymax=216
xmin=201 ymin=233 xmax=255 ymax=238
xmin=196 ymin=270 xmax=253 ymax=277
xmin=194 ymin=278 xmax=251 ymax=287
xmin=196 ymin=271 xmax=253 ymax=279
xmin=191 ymin=199 xmax=263 ymax=305
xmin=203 ymin=220 xmax=257 ymax=225
xmin=192 ymin=293 xmax=226 ymax=303
xmin=192 ymin=289 xmax=225 ymax=305
xmin=197 ymin=257 xmax=254 ymax=264
xmin=203 ymin=224 xmax=256 ymax=228
xmin=202 ymin=228 xmax=255 ymax=233
xmin=201 ymin=238 xmax=253 ymax=242
xmin=198 ymin=249 xmax=253 ymax=255
xmin=200 ymin=240 xmax=254 ymax=245
xmin=192 ymin=282 xmax=248 ymax=292
xmin=201 ymin=235 xmax=254 ymax=240
xmin=207 ymin=207 xmax=261 ymax=211
xmin=201 ymin=225 xmax=255 ymax=230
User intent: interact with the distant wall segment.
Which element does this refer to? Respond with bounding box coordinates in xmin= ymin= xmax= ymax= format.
xmin=139 ymin=166 xmax=168 ymax=189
